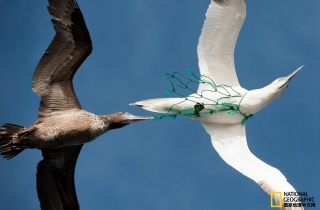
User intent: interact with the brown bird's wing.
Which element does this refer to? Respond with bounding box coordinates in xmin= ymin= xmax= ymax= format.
xmin=37 ymin=145 xmax=83 ymax=210
xmin=32 ymin=0 xmax=92 ymax=118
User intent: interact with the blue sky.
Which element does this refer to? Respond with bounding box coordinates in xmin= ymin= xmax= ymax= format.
xmin=0 ymin=0 xmax=319 ymax=209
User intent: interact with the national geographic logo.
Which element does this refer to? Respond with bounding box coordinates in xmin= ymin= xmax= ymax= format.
xmin=270 ymin=192 xmax=316 ymax=208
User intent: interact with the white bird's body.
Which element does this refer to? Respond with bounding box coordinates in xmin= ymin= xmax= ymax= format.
xmin=131 ymin=0 xmax=304 ymax=209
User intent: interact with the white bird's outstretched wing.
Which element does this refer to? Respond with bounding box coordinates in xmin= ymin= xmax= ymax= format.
xmin=197 ymin=0 xmax=245 ymax=92
xmin=201 ymin=122 xmax=304 ymax=210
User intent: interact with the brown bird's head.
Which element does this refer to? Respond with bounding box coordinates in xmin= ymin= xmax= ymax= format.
xmin=104 ymin=112 xmax=151 ymax=130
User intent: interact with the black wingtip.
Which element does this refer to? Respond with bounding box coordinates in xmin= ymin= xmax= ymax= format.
xmin=213 ymin=0 xmax=229 ymax=6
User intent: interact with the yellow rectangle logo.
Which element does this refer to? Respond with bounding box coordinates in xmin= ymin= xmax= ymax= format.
xmin=270 ymin=192 xmax=282 ymax=208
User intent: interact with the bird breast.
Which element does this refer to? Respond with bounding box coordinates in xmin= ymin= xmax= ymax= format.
xmin=238 ymin=88 xmax=276 ymax=115
xmin=31 ymin=110 xmax=107 ymax=149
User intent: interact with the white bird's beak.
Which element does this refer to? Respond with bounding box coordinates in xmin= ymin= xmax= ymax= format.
xmin=278 ymin=65 xmax=303 ymax=89
xmin=286 ymin=65 xmax=304 ymax=82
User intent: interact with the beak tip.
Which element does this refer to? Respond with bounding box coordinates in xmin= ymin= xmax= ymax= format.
xmin=126 ymin=114 xmax=152 ymax=122
xmin=287 ymin=65 xmax=304 ymax=81
xmin=297 ymin=65 xmax=304 ymax=71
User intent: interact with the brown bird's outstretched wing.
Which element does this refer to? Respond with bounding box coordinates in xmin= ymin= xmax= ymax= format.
xmin=37 ymin=145 xmax=83 ymax=210
xmin=32 ymin=0 xmax=92 ymax=118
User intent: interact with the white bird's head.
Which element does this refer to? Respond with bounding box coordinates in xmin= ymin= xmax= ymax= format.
xmin=265 ymin=65 xmax=303 ymax=100
xmin=243 ymin=65 xmax=303 ymax=115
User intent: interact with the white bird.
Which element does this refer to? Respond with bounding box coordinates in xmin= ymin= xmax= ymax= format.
xmin=131 ymin=0 xmax=304 ymax=209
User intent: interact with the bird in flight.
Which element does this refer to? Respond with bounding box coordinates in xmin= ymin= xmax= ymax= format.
xmin=0 ymin=0 xmax=149 ymax=209
xmin=131 ymin=0 xmax=304 ymax=209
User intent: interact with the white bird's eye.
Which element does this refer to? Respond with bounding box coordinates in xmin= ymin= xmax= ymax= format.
xmin=272 ymin=77 xmax=286 ymax=85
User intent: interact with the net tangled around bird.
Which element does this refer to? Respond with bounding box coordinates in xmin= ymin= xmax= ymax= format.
xmin=151 ymin=69 xmax=253 ymax=124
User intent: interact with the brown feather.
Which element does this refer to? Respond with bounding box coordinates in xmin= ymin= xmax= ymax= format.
xmin=37 ymin=145 xmax=82 ymax=210
xmin=32 ymin=0 xmax=92 ymax=118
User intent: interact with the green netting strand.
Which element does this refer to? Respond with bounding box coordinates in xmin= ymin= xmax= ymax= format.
xmin=151 ymin=69 xmax=253 ymax=124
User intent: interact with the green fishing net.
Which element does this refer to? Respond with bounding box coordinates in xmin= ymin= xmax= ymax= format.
xmin=151 ymin=69 xmax=253 ymax=124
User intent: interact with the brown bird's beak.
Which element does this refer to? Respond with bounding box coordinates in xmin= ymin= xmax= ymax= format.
xmin=125 ymin=112 xmax=152 ymax=123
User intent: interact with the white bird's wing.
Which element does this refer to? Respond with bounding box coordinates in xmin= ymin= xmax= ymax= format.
xmin=197 ymin=0 xmax=245 ymax=91
xmin=201 ymin=122 xmax=304 ymax=210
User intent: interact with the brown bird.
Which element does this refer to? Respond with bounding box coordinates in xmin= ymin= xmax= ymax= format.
xmin=0 ymin=0 xmax=149 ymax=209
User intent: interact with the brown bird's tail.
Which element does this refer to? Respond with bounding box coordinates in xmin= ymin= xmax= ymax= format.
xmin=0 ymin=124 xmax=26 ymax=159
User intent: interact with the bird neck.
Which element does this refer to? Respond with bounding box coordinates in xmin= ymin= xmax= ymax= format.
xmin=100 ymin=113 xmax=128 ymax=130
xmin=240 ymin=86 xmax=281 ymax=115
